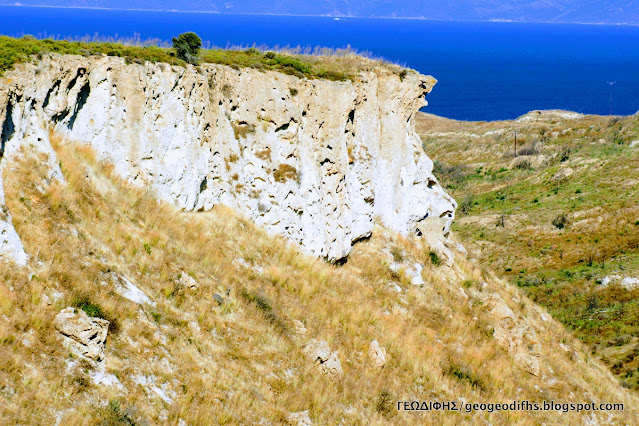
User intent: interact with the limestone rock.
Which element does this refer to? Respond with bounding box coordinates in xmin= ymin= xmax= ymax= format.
xmin=287 ymin=410 xmax=312 ymax=426
xmin=303 ymin=339 xmax=343 ymax=380
xmin=178 ymin=271 xmax=198 ymax=289
xmin=54 ymin=307 xmax=109 ymax=362
xmin=368 ymin=340 xmax=387 ymax=369
xmin=599 ymin=275 xmax=639 ymax=290
xmin=621 ymin=277 xmax=639 ymax=290
xmin=516 ymin=110 xmax=583 ymax=123
xmin=484 ymin=294 xmax=541 ymax=376
xmin=103 ymin=271 xmax=155 ymax=306
xmin=629 ymin=140 xmax=639 ymax=148
xmin=293 ymin=320 xmax=307 ymax=336
xmin=599 ymin=275 xmax=620 ymax=286
xmin=0 ymin=54 xmax=456 ymax=263
xmin=405 ymin=263 xmax=424 ymax=286
xmin=553 ymin=167 xmax=574 ymax=182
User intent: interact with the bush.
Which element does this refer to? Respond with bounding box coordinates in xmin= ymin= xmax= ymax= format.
xmin=517 ymin=142 xmax=540 ymax=156
xmin=72 ymin=296 xmax=103 ymax=318
xmin=446 ymin=363 xmax=485 ymax=391
xmin=458 ymin=194 xmax=474 ymax=215
xmin=376 ymin=390 xmax=394 ymax=417
xmin=552 ymin=214 xmax=568 ymax=230
xmin=172 ymin=32 xmax=202 ymax=64
xmin=241 ymin=290 xmax=287 ymax=334
xmin=432 ymin=160 xmax=468 ymax=189
xmin=514 ymin=157 xmax=532 ymax=170
xmin=429 ymin=251 xmax=442 ymax=266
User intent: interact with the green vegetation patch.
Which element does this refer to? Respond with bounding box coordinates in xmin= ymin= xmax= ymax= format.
xmin=0 ymin=35 xmax=369 ymax=81
xmin=71 ymin=294 xmax=120 ymax=334
xmin=422 ymin=111 xmax=639 ymax=388
xmin=0 ymin=35 xmax=182 ymax=77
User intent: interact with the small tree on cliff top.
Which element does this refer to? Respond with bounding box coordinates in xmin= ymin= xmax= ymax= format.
xmin=172 ymin=32 xmax=202 ymax=65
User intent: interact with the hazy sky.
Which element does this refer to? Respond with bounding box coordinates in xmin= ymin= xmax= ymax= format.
xmin=2 ymin=1 xmax=639 ymax=24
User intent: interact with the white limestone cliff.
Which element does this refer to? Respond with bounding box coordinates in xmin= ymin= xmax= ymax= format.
xmin=0 ymin=54 xmax=456 ymax=263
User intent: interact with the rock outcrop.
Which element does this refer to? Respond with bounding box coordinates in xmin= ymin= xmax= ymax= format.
xmin=287 ymin=410 xmax=312 ymax=426
xmin=368 ymin=340 xmax=387 ymax=369
xmin=484 ymin=294 xmax=541 ymax=376
xmin=54 ymin=307 xmax=109 ymax=362
xmin=303 ymin=339 xmax=343 ymax=380
xmin=0 ymin=54 xmax=456 ymax=262
xmin=101 ymin=270 xmax=155 ymax=306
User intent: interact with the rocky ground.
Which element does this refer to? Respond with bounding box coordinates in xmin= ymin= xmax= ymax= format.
xmin=418 ymin=109 xmax=639 ymax=389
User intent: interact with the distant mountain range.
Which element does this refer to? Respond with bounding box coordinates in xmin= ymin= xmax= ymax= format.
xmin=3 ymin=1 xmax=639 ymax=25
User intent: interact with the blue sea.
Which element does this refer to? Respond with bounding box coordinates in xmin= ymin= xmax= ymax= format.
xmin=1 ymin=6 xmax=639 ymax=121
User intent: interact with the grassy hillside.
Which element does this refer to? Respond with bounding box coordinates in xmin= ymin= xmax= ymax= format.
xmin=418 ymin=110 xmax=639 ymax=389
xmin=1 ymin=131 xmax=638 ymax=423
xmin=0 ymin=35 xmax=405 ymax=81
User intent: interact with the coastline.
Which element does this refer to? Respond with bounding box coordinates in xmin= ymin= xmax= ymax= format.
xmin=0 ymin=4 xmax=638 ymax=26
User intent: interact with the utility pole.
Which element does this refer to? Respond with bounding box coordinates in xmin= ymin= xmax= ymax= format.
xmin=607 ymin=81 xmax=616 ymax=115
xmin=514 ymin=131 xmax=518 ymax=157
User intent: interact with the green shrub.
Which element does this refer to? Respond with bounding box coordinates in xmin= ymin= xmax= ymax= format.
xmin=172 ymin=32 xmax=202 ymax=64
xmin=240 ymin=290 xmax=288 ymax=334
xmin=552 ymin=214 xmax=568 ymax=229
xmin=446 ymin=363 xmax=485 ymax=391
xmin=71 ymin=295 xmax=119 ymax=334
xmin=459 ymin=194 xmax=474 ymax=215
xmin=429 ymin=251 xmax=442 ymax=266
xmin=72 ymin=295 xmax=104 ymax=318
xmin=376 ymin=389 xmax=394 ymax=417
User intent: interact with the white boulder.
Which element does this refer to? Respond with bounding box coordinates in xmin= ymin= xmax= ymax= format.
xmin=368 ymin=340 xmax=387 ymax=369
xmin=54 ymin=307 xmax=109 ymax=362
xmin=303 ymin=339 xmax=343 ymax=380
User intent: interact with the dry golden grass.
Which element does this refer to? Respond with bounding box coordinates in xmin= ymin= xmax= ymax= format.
xmin=0 ymin=132 xmax=638 ymax=423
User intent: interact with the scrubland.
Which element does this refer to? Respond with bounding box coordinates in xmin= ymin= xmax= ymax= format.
xmin=419 ymin=110 xmax=639 ymax=389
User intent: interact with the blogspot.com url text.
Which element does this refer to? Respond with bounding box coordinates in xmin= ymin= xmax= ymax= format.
xmin=397 ymin=400 xmax=623 ymax=413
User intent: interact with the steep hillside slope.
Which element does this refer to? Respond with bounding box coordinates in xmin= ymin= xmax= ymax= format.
xmin=418 ymin=110 xmax=639 ymax=388
xmin=1 ymin=131 xmax=637 ymax=424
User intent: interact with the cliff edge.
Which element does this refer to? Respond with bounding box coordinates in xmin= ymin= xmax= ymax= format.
xmin=0 ymin=54 xmax=455 ymax=263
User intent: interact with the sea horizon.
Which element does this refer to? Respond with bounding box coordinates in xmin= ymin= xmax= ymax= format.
xmin=3 ymin=4 xmax=639 ymax=27
xmin=2 ymin=5 xmax=639 ymax=121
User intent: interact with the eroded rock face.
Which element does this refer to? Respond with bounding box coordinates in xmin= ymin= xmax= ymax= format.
xmin=0 ymin=55 xmax=456 ymax=262
xmin=54 ymin=307 xmax=109 ymax=362
xmin=484 ymin=294 xmax=541 ymax=376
